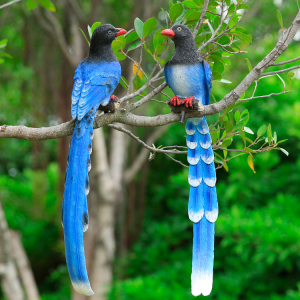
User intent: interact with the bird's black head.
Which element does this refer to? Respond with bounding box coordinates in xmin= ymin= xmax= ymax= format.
xmin=161 ymin=25 xmax=194 ymax=45
xmin=91 ymin=24 xmax=126 ymax=45
xmin=161 ymin=25 xmax=200 ymax=64
xmin=87 ymin=24 xmax=126 ymax=62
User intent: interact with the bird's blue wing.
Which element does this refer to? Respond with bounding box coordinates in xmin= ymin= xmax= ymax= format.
xmin=72 ymin=61 xmax=121 ymax=120
xmin=203 ymin=60 xmax=212 ymax=106
xmin=164 ymin=61 xmax=171 ymax=87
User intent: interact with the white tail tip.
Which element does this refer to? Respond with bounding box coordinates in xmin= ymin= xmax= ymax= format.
xmin=191 ymin=274 xmax=213 ymax=297
xmin=72 ymin=280 xmax=94 ymax=296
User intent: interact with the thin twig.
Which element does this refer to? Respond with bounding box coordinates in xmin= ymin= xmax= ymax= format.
xmin=164 ymin=153 xmax=189 ymax=168
xmin=193 ymin=0 xmax=210 ymax=37
xmin=107 ymin=124 xmax=187 ymax=155
xmin=252 ymin=80 xmax=258 ymax=98
xmin=271 ymin=56 xmax=300 ymax=66
xmin=199 ymin=10 xmax=247 ymax=52
xmin=127 ymin=42 xmax=144 ymax=95
xmin=0 ymin=0 xmax=21 ymax=9
xmin=123 ymin=51 xmax=149 ymax=80
xmin=237 ymin=90 xmax=291 ymax=102
xmin=212 ymin=41 xmax=246 ymax=54
xmin=261 ymin=65 xmax=300 ymax=77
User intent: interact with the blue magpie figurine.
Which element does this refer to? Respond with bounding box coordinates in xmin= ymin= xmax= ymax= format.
xmin=161 ymin=25 xmax=217 ymax=296
xmin=62 ymin=24 xmax=126 ymax=296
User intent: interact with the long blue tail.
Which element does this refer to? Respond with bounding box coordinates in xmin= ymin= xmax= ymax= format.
xmin=61 ymin=105 xmax=98 ymax=296
xmin=186 ymin=117 xmax=218 ymax=296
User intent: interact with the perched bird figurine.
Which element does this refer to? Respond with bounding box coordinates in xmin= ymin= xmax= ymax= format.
xmin=62 ymin=24 xmax=126 ymax=296
xmin=161 ymin=25 xmax=217 ymax=296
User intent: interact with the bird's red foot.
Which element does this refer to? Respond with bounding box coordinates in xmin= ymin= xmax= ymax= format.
xmin=170 ymin=96 xmax=181 ymax=106
xmin=182 ymin=96 xmax=195 ymax=108
xmin=110 ymin=95 xmax=119 ymax=101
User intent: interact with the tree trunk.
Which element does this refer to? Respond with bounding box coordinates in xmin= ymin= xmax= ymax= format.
xmin=9 ymin=231 xmax=40 ymax=300
xmin=0 ymin=201 xmax=24 ymax=300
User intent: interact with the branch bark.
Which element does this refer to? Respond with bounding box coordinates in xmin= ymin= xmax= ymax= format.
xmin=1 ymin=11 xmax=300 ymax=144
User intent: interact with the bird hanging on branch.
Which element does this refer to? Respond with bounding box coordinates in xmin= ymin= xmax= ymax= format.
xmin=161 ymin=25 xmax=218 ymax=297
xmin=61 ymin=24 xmax=126 ymax=296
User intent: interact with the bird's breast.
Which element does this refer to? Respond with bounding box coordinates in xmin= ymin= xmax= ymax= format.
xmin=167 ymin=64 xmax=206 ymax=101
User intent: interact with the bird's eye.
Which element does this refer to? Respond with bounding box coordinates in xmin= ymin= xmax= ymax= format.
xmin=177 ymin=27 xmax=182 ymax=31
xmin=108 ymin=30 xmax=112 ymax=34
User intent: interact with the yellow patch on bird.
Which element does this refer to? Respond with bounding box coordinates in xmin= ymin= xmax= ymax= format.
xmin=132 ymin=62 xmax=144 ymax=80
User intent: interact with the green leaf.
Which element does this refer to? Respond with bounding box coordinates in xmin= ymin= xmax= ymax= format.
xmin=225 ymin=120 xmax=234 ymax=134
xmin=280 ymin=148 xmax=289 ymax=156
xmin=169 ymin=3 xmax=183 ymax=23
xmin=126 ymin=31 xmax=139 ymax=44
xmin=183 ymin=0 xmax=198 ymax=8
xmin=79 ymin=29 xmax=90 ymax=46
xmin=267 ymin=123 xmax=272 ymax=145
xmin=245 ymin=147 xmax=257 ymax=153
xmin=238 ymin=4 xmax=250 ymax=9
xmin=128 ymin=41 xmax=141 ymax=52
xmin=212 ymin=71 xmax=222 ymax=81
xmin=219 ymin=79 xmax=232 ymax=84
xmin=288 ymin=71 xmax=294 ymax=90
xmin=116 ymin=35 xmax=126 ymax=49
xmin=257 ymin=125 xmax=267 ymax=136
xmin=239 ymin=129 xmax=246 ymax=145
xmin=87 ymin=25 xmax=92 ymax=39
xmin=214 ymin=152 xmax=224 ymax=164
xmin=36 ymin=0 xmax=56 ymax=11
xmin=0 ymin=52 xmax=12 ymax=58
xmin=26 ymin=0 xmax=37 ymax=10
xmin=186 ymin=11 xmax=201 ymax=23
xmin=245 ymin=58 xmax=252 ymax=72
xmin=115 ymin=52 xmax=126 ymax=61
xmin=134 ymin=18 xmax=144 ymax=39
xmin=124 ymin=29 xmax=133 ymax=37
xmin=222 ymin=139 xmax=232 ymax=148
xmin=0 ymin=39 xmax=8 ymax=49
xmin=234 ymin=110 xmax=241 ymax=123
xmin=277 ymin=9 xmax=283 ymax=30
xmin=143 ymin=18 xmax=157 ymax=38
xmin=244 ymin=127 xmax=254 ymax=135
xmin=91 ymin=22 xmax=101 ymax=34
xmin=112 ymin=40 xmax=123 ymax=52
xmin=223 ymin=163 xmax=229 ymax=172
xmin=240 ymin=109 xmax=249 ymax=126
xmin=274 ymin=131 xmax=277 ymax=143
xmin=247 ymin=154 xmax=256 ymax=173
xmin=153 ymin=30 xmax=167 ymax=53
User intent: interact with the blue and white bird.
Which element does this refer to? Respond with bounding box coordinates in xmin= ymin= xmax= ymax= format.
xmin=62 ymin=24 xmax=126 ymax=296
xmin=161 ymin=25 xmax=218 ymax=296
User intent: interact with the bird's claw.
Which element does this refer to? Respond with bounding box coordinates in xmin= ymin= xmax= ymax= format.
xmin=182 ymin=96 xmax=195 ymax=108
xmin=170 ymin=96 xmax=181 ymax=106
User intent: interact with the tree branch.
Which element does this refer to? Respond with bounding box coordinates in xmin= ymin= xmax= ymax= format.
xmin=1 ymin=11 xmax=300 ymax=142
xmin=0 ymin=0 xmax=21 ymax=10
xmin=238 ymin=90 xmax=291 ymax=102
xmin=193 ymin=0 xmax=209 ymax=38
xmin=261 ymin=65 xmax=300 ymax=77
xmin=271 ymin=56 xmax=300 ymax=66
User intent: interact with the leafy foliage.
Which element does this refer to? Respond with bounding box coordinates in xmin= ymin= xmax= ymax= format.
xmin=1 ymin=0 xmax=300 ymax=299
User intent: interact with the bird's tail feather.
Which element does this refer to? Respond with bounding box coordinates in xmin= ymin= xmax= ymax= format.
xmin=62 ymin=105 xmax=98 ymax=296
xmin=186 ymin=117 xmax=218 ymax=297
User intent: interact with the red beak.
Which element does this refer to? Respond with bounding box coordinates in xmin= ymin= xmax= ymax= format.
xmin=116 ymin=28 xmax=127 ymax=36
xmin=161 ymin=29 xmax=175 ymax=39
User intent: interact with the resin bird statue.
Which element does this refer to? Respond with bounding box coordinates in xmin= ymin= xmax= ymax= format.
xmin=161 ymin=25 xmax=217 ymax=296
xmin=61 ymin=24 xmax=126 ymax=296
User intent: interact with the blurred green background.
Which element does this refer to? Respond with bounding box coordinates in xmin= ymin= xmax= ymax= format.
xmin=1 ymin=0 xmax=300 ymax=299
